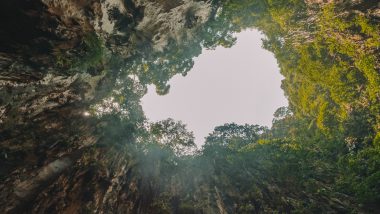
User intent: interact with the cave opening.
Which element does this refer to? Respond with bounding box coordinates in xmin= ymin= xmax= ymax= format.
xmin=142 ymin=29 xmax=287 ymax=145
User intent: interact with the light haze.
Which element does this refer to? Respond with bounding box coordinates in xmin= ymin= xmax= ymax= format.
xmin=141 ymin=29 xmax=288 ymax=145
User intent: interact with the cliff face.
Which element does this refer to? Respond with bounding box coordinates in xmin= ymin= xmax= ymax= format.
xmin=0 ymin=0 xmax=212 ymax=125
xmin=1 ymin=0 xmax=378 ymax=213
xmin=0 ymin=0 xmax=212 ymax=213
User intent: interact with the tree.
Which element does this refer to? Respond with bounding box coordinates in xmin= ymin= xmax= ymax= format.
xmin=149 ymin=118 xmax=196 ymax=156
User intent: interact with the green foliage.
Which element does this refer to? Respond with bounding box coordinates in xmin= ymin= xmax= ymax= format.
xmin=339 ymin=146 xmax=380 ymax=210
xmin=150 ymin=119 xmax=196 ymax=156
xmin=91 ymin=0 xmax=380 ymax=212
xmin=79 ymin=33 xmax=105 ymax=69
xmin=56 ymin=33 xmax=105 ymax=73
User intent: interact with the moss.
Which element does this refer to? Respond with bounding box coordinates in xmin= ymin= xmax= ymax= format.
xmin=55 ymin=33 xmax=106 ymax=74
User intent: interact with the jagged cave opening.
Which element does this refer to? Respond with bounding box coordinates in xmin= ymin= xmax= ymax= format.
xmin=0 ymin=0 xmax=380 ymax=213
xmin=142 ymin=29 xmax=287 ymax=145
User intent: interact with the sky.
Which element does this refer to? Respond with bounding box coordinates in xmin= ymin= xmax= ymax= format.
xmin=141 ymin=29 xmax=288 ymax=146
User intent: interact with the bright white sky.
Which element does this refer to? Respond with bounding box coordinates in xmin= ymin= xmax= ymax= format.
xmin=141 ymin=29 xmax=288 ymax=145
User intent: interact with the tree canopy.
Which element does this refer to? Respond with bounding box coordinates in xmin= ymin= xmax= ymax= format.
xmin=1 ymin=0 xmax=379 ymax=213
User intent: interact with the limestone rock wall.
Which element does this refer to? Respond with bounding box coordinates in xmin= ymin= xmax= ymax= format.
xmin=0 ymin=0 xmax=213 ymax=213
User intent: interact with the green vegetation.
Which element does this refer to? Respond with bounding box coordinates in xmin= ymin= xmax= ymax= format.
xmin=56 ymin=33 xmax=105 ymax=74
xmin=87 ymin=0 xmax=379 ymax=213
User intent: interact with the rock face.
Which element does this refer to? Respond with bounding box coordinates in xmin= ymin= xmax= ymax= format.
xmin=0 ymin=0 xmax=214 ymax=134
xmin=0 ymin=0 xmax=212 ymax=213
xmin=134 ymin=0 xmax=211 ymax=51
xmin=1 ymin=0 xmax=379 ymax=213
